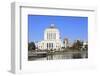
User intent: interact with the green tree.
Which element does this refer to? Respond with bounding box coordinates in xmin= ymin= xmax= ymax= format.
xmin=85 ymin=44 xmax=88 ymax=50
xmin=28 ymin=42 xmax=36 ymax=51
xmin=72 ymin=40 xmax=83 ymax=51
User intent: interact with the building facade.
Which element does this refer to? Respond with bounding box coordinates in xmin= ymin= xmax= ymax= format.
xmin=37 ymin=24 xmax=63 ymax=50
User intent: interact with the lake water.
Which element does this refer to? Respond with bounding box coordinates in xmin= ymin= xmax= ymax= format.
xmin=28 ymin=51 xmax=88 ymax=61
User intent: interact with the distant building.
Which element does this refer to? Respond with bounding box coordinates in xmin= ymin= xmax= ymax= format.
xmin=82 ymin=42 xmax=88 ymax=48
xmin=37 ymin=24 xmax=63 ymax=50
xmin=63 ymin=38 xmax=68 ymax=48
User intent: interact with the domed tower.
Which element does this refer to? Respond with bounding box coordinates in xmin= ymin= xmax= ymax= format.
xmin=42 ymin=24 xmax=62 ymax=50
xmin=44 ymin=24 xmax=60 ymax=40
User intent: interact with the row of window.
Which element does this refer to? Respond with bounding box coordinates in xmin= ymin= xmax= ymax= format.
xmin=47 ymin=43 xmax=53 ymax=49
xmin=47 ymin=33 xmax=56 ymax=40
xmin=38 ymin=43 xmax=61 ymax=49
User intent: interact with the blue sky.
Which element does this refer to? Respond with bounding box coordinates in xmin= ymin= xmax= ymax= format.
xmin=28 ymin=15 xmax=88 ymax=42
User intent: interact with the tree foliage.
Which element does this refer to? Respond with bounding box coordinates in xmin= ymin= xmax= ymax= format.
xmin=72 ymin=40 xmax=83 ymax=50
xmin=85 ymin=44 xmax=88 ymax=50
xmin=28 ymin=42 xmax=36 ymax=51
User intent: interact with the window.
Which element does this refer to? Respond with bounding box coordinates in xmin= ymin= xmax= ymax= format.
xmin=47 ymin=43 xmax=48 ymax=49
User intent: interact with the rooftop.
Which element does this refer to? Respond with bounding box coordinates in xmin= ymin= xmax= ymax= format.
xmin=48 ymin=24 xmax=56 ymax=29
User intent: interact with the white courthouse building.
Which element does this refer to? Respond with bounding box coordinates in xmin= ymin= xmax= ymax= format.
xmin=37 ymin=24 xmax=63 ymax=50
xmin=34 ymin=24 xmax=87 ymax=51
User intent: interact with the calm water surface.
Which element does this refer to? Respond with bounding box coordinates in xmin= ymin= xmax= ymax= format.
xmin=28 ymin=51 xmax=87 ymax=61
